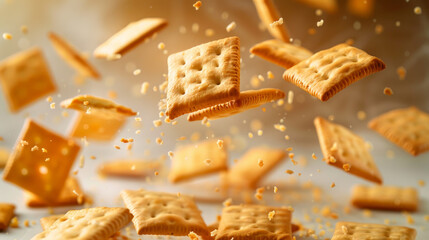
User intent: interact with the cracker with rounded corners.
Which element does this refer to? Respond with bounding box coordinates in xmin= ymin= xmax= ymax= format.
xmin=0 ymin=203 xmax=15 ymax=230
xmin=99 ymin=159 xmax=162 ymax=178
xmin=253 ymin=0 xmax=289 ymax=42
xmin=332 ymin=221 xmax=416 ymax=240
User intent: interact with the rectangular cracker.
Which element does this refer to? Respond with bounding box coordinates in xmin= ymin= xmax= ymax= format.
xmin=368 ymin=106 xmax=429 ymax=156
xmin=0 ymin=203 xmax=15 ymax=230
xmin=216 ymin=205 xmax=293 ymax=240
xmin=348 ymin=0 xmax=374 ymax=18
xmin=98 ymin=159 xmax=162 ymax=178
xmin=314 ymin=117 xmax=382 ymax=184
xmin=332 ymin=221 xmax=416 ymax=240
xmin=40 ymin=215 xmax=63 ymax=231
xmin=0 ymin=48 xmax=57 ymax=112
xmin=121 ymin=189 xmax=210 ymax=238
xmin=25 ymin=176 xmax=85 ymax=207
xmin=48 ymin=32 xmax=100 ymax=79
xmin=253 ymin=0 xmax=289 ymax=42
xmin=32 ymin=207 xmax=132 ymax=240
xmin=169 ymin=140 xmax=228 ymax=183
xmin=166 ymin=36 xmax=240 ymax=120
xmin=224 ymin=147 xmax=286 ymax=189
xmin=187 ymin=88 xmax=285 ymax=121
xmin=283 ymin=43 xmax=385 ymax=101
xmin=0 ymin=147 xmax=9 ymax=169
xmin=250 ymin=39 xmax=313 ymax=69
xmin=94 ymin=18 xmax=167 ymax=59
xmin=351 ymin=185 xmax=418 ymax=212
xmin=2 ymin=119 xmax=81 ymax=203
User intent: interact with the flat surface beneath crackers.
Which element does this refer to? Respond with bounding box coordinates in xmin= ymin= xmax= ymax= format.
xmin=0 ymin=1 xmax=428 ymax=240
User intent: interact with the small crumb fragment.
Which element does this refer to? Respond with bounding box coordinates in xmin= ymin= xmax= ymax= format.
xmin=285 ymin=169 xmax=294 ymax=174
xmin=414 ymin=6 xmax=422 ymax=15
xmin=153 ymin=120 xmax=162 ymax=127
xmin=133 ymin=69 xmax=141 ymax=76
xmin=312 ymin=153 xmax=317 ymax=160
xmin=114 ymin=145 xmax=120 ymax=150
xmin=158 ymin=42 xmax=165 ymax=50
xmin=424 ymin=215 xmax=429 ymax=221
xmin=375 ymin=24 xmax=383 ymax=34
xmin=156 ymin=138 xmax=163 ymax=145
xmin=357 ymin=110 xmax=366 ymax=120
xmin=141 ymin=82 xmax=150 ymax=94
xmin=188 ymin=231 xmax=199 ymax=240
xmin=316 ymin=19 xmax=324 ymax=27
xmin=24 ymin=220 xmax=29 ymax=227
xmin=257 ymin=130 xmax=263 ymax=136
xmin=285 ymin=135 xmax=290 ymax=140
xmin=50 ymin=103 xmax=55 ymax=109
xmin=21 ymin=25 xmax=28 ymax=34
xmin=331 ymin=182 xmax=336 ymax=188
xmin=205 ymin=28 xmax=215 ymax=37
xmin=270 ymin=17 xmax=283 ymax=28
xmin=397 ymin=66 xmax=406 ymax=80
xmin=274 ymin=186 xmax=278 ymax=193
xmin=248 ymin=132 xmax=254 ymax=139
xmin=258 ymin=159 xmax=264 ymax=167
xmin=2 ymin=33 xmax=12 ymax=40
xmin=79 ymin=155 xmax=85 ymax=168
xmin=46 ymin=96 xmax=53 ymax=102
xmin=287 ymin=90 xmax=294 ymax=104
xmin=406 ymin=214 xmax=415 ymax=224
xmin=267 ymin=71 xmax=274 ymax=79
xmin=223 ymin=198 xmax=232 ymax=207
xmin=192 ymin=23 xmax=199 ymax=32
xmin=418 ymin=180 xmax=425 ymax=187
xmin=210 ymin=229 xmax=218 ymax=237
xmin=268 ymin=210 xmax=275 ymax=221
xmin=226 ymin=21 xmax=236 ymax=32
xmin=342 ymin=163 xmax=351 ymax=172
xmin=315 ymin=9 xmax=323 ymax=16
xmin=193 ymin=1 xmax=202 ymax=10
xmin=10 ymin=217 xmax=19 ymax=228
xmin=383 ymin=87 xmax=393 ymax=96
xmin=217 ymin=139 xmax=224 ymax=149
xmin=274 ymin=124 xmax=286 ymax=132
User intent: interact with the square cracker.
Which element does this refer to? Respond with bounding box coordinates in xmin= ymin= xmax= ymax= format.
xmin=314 ymin=117 xmax=382 ymax=184
xmin=32 ymin=207 xmax=132 ymax=240
xmin=253 ymin=0 xmax=290 ymax=42
xmin=0 ymin=48 xmax=56 ymax=112
xmin=332 ymin=222 xmax=416 ymax=240
xmin=368 ymin=106 xmax=429 ymax=156
xmin=98 ymin=159 xmax=162 ymax=178
xmin=188 ymin=88 xmax=285 ymax=121
xmin=216 ymin=205 xmax=293 ymax=240
xmin=250 ymin=39 xmax=313 ymax=69
xmin=40 ymin=215 xmax=63 ymax=231
xmin=0 ymin=203 xmax=15 ymax=230
xmin=351 ymin=185 xmax=418 ymax=212
xmin=166 ymin=36 xmax=240 ymax=120
xmin=68 ymin=112 xmax=127 ymax=141
xmin=348 ymin=0 xmax=375 ymax=18
xmin=121 ymin=189 xmax=210 ymax=238
xmin=25 ymin=176 xmax=85 ymax=208
xmin=2 ymin=119 xmax=80 ymax=203
xmin=169 ymin=140 xmax=228 ymax=183
xmin=224 ymin=147 xmax=286 ymax=189
xmin=283 ymin=43 xmax=385 ymax=101
xmin=48 ymin=32 xmax=100 ymax=79
xmin=94 ymin=18 xmax=168 ymax=59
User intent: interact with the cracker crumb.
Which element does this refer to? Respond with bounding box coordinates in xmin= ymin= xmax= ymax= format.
xmin=46 ymin=96 xmax=53 ymax=102
xmin=342 ymin=163 xmax=351 ymax=172
xmin=41 ymin=148 xmax=47 ymax=153
xmin=158 ymin=42 xmax=165 ymax=50
xmin=141 ymin=82 xmax=150 ymax=94
xmin=192 ymin=23 xmax=199 ymax=32
xmin=424 ymin=215 xmax=429 ymax=221
xmin=285 ymin=135 xmax=290 ymax=140
xmin=375 ymin=24 xmax=384 ymax=34
xmin=315 ymin=9 xmax=323 ymax=16
xmin=210 ymin=229 xmax=217 ymax=237
xmin=418 ymin=180 xmax=425 ymax=187
xmin=274 ymin=186 xmax=278 ymax=193
xmin=258 ymin=74 xmax=265 ymax=82
xmin=2 ymin=33 xmax=12 ymax=40
xmin=223 ymin=198 xmax=232 ymax=207
xmin=21 ymin=25 xmax=28 ymax=34
xmin=251 ymin=75 xmax=261 ymax=88
xmin=312 ymin=153 xmax=317 ymax=160
xmin=397 ymin=66 xmax=406 ymax=80
xmin=330 ymin=182 xmax=336 ymax=188
xmin=135 ymin=117 xmax=142 ymax=122
xmin=328 ymin=115 xmax=335 ymax=121
xmin=308 ymin=28 xmax=316 ymax=35
xmin=363 ymin=209 xmax=372 ymax=217
xmin=226 ymin=21 xmax=236 ymax=32
xmin=383 ymin=87 xmax=393 ymax=96
xmin=257 ymin=130 xmax=263 ymax=136
xmin=114 ymin=145 xmax=120 ymax=150
xmin=274 ymin=124 xmax=286 ymax=132
xmin=268 ymin=210 xmax=275 ymax=221
xmin=168 ymin=151 xmax=174 ymax=159
xmin=328 ymin=156 xmax=336 ymax=163
xmin=285 ymin=169 xmax=294 ymax=174
xmin=270 ymin=17 xmax=283 ymax=27
xmin=156 ymin=138 xmax=163 ymax=145
xmin=267 ymin=71 xmax=274 ymax=79
xmin=287 ymin=90 xmax=294 ymax=104
xmin=79 ymin=155 xmax=85 ymax=168
xmin=316 ymin=19 xmax=324 ymax=27
xmin=406 ymin=214 xmax=415 ymax=224
xmin=414 ymin=6 xmax=422 ymax=15
xmin=217 ymin=139 xmax=224 ymax=149
xmin=188 ymin=231 xmax=199 ymax=240
xmin=133 ymin=69 xmax=141 ymax=76
xmin=193 ymin=1 xmax=202 ymax=10
xmin=205 ymin=28 xmax=215 ymax=37
xmin=24 ymin=220 xmax=29 ymax=227
xmin=384 ymin=219 xmax=390 ymax=225
xmin=357 ymin=110 xmax=366 ymax=120
xmin=10 ymin=216 xmax=19 ymax=228
xmin=277 ymin=99 xmax=284 ymax=106
xmin=341 ymin=225 xmax=348 ymax=234
xmin=154 ymin=171 xmax=159 ymax=176
xmin=153 ymin=120 xmax=162 ymax=127
xmin=50 ymin=102 xmax=56 ymax=109
xmin=258 ymin=159 xmax=264 ymax=167
xmin=31 ymin=145 xmax=39 ymax=151
xmin=248 ymin=132 xmax=254 ymax=139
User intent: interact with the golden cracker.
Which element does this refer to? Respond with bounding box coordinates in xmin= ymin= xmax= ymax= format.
xmin=3 ymin=119 xmax=80 ymax=203
xmin=314 ymin=117 xmax=382 ymax=184
xmin=48 ymin=32 xmax=100 ymax=79
xmin=283 ymin=43 xmax=385 ymax=101
xmin=348 ymin=0 xmax=375 ymax=18
xmin=40 ymin=215 xmax=62 ymax=231
xmin=368 ymin=106 xmax=429 ymax=156
xmin=169 ymin=140 xmax=228 ymax=183
xmin=216 ymin=205 xmax=293 ymax=240
xmin=0 ymin=203 xmax=15 ymax=230
xmin=187 ymin=88 xmax=285 ymax=121
xmin=250 ymin=39 xmax=313 ymax=69
xmin=121 ymin=189 xmax=209 ymax=238
xmin=253 ymin=0 xmax=289 ymax=42
xmin=0 ymin=48 xmax=56 ymax=112
xmin=32 ymin=207 xmax=132 ymax=240
xmin=68 ymin=112 xmax=126 ymax=141
xmin=94 ymin=18 xmax=168 ymax=58
xmin=166 ymin=36 xmax=240 ymax=120
xmin=224 ymin=147 xmax=286 ymax=189
xmin=297 ymin=0 xmax=338 ymax=13
xmin=99 ymin=159 xmax=162 ymax=178
xmin=0 ymin=147 xmax=9 ymax=169
xmin=332 ymin=221 xmax=416 ymax=240
xmin=25 ymin=177 xmax=85 ymax=207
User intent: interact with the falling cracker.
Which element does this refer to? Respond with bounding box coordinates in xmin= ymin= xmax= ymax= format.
xmin=223 ymin=147 xmax=286 ymax=189
xmin=98 ymin=159 xmax=162 ymax=178
xmin=94 ymin=18 xmax=168 ymax=59
xmin=187 ymin=89 xmax=285 ymax=121
xmin=121 ymin=189 xmax=210 ymax=238
xmin=0 ymin=48 xmax=57 ymax=112
xmin=332 ymin=221 xmax=416 ymax=240
xmin=31 ymin=207 xmax=132 ymax=240
xmin=368 ymin=106 xmax=429 ymax=156
xmin=216 ymin=205 xmax=293 ymax=240
xmin=40 ymin=215 xmax=63 ymax=231
xmin=169 ymin=140 xmax=228 ymax=183
xmin=0 ymin=147 xmax=10 ymax=169
xmin=314 ymin=117 xmax=382 ymax=184
xmin=2 ymin=119 xmax=80 ymax=203
xmin=351 ymin=185 xmax=418 ymax=212
xmin=0 ymin=203 xmax=15 ymax=230
xmin=347 ymin=0 xmax=375 ymax=18
xmin=166 ymin=36 xmax=240 ymax=120
xmin=250 ymin=39 xmax=313 ymax=69
xmin=283 ymin=43 xmax=385 ymax=101
xmin=253 ymin=0 xmax=290 ymax=42
xmin=48 ymin=32 xmax=100 ymax=79
xmin=24 ymin=177 xmax=85 ymax=208
xmin=296 ymin=0 xmax=338 ymax=14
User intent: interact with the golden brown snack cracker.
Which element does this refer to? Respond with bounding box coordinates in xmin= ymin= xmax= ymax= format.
xmin=32 ymin=207 xmax=132 ymax=240
xmin=332 ymin=222 xmax=416 ymax=240
xmin=48 ymin=32 xmax=100 ymax=79
xmin=166 ymin=37 xmax=240 ymax=120
xmin=368 ymin=106 xmax=429 ymax=156
xmin=169 ymin=140 xmax=228 ymax=183
xmin=187 ymin=89 xmax=285 ymax=121
xmin=121 ymin=189 xmax=210 ymax=238
xmin=216 ymin=205 xmax=293 ymax=240
xmin=98 ymin=159 xmax=162 ymax=178
xmin=253 ymin=0 xmax=289 ymax=42
xmin=0 ymin=203 xmax=15 ymax=230
xmin=3 ymin=119 xmax=80 ymax=203
xmin=94 ymin=18 xmax=168 ymax=59
xmin=283 ymin=44 xmax=385 ymax=101
xmin=250 ymin=39 xmax=313 ymax=69
xmin=0 ymin=48 xmax=56 ymax=112
xmin=314 ymin=117 xmax=382 ymax=184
